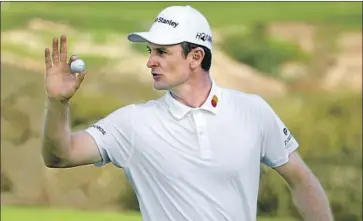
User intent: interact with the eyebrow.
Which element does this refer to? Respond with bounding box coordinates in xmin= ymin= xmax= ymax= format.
xmin=146 ymin=45 xmax=168 ymax=52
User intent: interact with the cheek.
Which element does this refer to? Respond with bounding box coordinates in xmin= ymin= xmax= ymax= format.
xmin=161 ymin=56 xmax=190 ymax=78
xmin=173 ymin=59 xmax=190 ymax=76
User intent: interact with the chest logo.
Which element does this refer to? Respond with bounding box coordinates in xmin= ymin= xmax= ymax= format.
xmin=211 ymin=95 xmax=218 ymax=107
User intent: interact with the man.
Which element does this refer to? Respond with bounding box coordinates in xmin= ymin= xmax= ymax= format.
xmin=42 ymin=5 xmax=333 ymax=221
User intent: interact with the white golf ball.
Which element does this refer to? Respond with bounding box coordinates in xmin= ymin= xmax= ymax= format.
xmin=70 ymin=59 xmax=86 ymax=73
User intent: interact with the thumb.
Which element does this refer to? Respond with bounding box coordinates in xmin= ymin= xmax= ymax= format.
xmin=68 ymin=55 xmax=79 ymax=66
xmin=76 ymin=70 xmax=87 ymax=86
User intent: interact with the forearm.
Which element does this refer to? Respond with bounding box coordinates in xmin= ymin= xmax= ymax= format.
xmin=41 ymin=98 xmax=72 ymax=167
xmin=290 ymin=175 xmax=333 ymax=221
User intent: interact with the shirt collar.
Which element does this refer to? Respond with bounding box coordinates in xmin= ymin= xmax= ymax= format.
xmin=164 ymin=79 xmax=221 ymax=120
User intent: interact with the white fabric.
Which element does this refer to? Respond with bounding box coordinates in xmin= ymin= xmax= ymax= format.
xmin=127 ymin=5 xmax=213 ymax=50
xmin=85 ymin=81 xmax=299 ymax=221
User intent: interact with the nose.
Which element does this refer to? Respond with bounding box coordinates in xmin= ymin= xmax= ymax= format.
xmin=146 ymin=55 xmax=158 ymax=68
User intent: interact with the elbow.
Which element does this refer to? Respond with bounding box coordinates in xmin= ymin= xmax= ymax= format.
xmin=44 ymin=162 xmax=58 ymax=168
xmin=43 ymin=160 xmax=71 ymax=168
xmin=43 ymin=158 xmax=65 ymax=168
xmin=42 ymin=152 xmax=70 ymax=168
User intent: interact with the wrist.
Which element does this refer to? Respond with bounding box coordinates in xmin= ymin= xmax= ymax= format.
xmin=46 ymin=97 xmax=70 ymax=108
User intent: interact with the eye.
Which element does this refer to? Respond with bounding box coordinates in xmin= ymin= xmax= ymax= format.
xmin=156 ymin=48 xmax=166 ymax=55
xmin=146 ymin=47 xmax=167 ymax=56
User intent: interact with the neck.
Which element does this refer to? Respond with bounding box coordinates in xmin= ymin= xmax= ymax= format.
xmin=170 ymin=72 xmax=212 ymax=108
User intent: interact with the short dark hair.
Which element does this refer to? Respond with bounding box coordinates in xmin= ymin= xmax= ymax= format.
xmin=180 ymin=42 xmax=212 ymax=72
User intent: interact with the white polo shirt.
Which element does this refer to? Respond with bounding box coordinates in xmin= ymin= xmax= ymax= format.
xmin=85 ymin=81 xmax=299 ymax=221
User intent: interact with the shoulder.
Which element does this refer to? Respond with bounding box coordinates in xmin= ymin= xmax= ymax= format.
xmin=218 ymin=87 xmax=278 ymax=125
xmin=220 ymin=87 xmax=268 ymax=110
xmin=107 ymin=96 xmax=166 ymax=120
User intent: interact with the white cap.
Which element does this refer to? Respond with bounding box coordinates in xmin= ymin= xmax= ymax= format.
xmin=128 ymin=5 xmax=213 ymax=51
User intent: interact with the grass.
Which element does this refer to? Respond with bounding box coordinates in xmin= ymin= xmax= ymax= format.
xmin=1 ymin=43 xmax=43 ymax=60
xmin=1 ymin=2 xmax=361 ymax=34
xmin=1 ymin=206 xmax=141 ymax=221
xmin=1 ymin=206 xmax=296 ymax=221
xmin=0 ymin=3 xmax=361 ymax=220
xmin=1 ymin=2 xmax=361 ymax=76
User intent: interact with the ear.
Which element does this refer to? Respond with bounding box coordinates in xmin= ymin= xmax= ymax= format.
xmin=189 ymin=47 xmax=205 ymax=69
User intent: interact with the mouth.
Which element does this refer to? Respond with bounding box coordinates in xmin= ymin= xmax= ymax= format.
xmin=152 ymin=73 xmax=161 ymax=80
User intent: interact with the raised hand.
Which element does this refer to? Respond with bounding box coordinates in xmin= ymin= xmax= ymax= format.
xmin=44 ymin=35 xmax=87 ymax=102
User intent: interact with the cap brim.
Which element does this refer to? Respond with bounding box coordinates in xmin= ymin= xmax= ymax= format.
xmin=127 ymin=32 xmax=183 ymax=46
xmin=127 ymin=32 xmax=150 ymax=43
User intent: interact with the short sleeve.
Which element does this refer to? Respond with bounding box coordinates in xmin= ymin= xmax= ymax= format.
xmin=258 ymin=97 xmax=299 ymax=168
xmin=85 ymin=104 xmax=136 ymax=168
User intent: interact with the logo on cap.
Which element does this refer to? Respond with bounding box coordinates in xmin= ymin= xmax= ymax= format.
xmin=154 ymin=17 xmax=179 ymax=28
xmin=196 ymin=32 xmax=212 ymax=43
xmin=211 ymin=95 xmax=218 ymax=107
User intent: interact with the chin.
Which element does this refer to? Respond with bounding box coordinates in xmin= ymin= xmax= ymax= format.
xmin=153 ymin=82 xmax=170 ymax=91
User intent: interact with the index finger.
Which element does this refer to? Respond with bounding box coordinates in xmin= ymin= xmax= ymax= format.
xmin=45 ymin=48 xmax=52 ymax=70
xmin=60 ymin=35 xmax=67 ymax=63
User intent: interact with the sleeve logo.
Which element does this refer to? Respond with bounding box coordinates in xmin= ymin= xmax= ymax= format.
xmin=283 ymin=128 xmax=288 ymax=136
xmin=92 ymin=124 xmax=106 ymax=135
xmin=283 ymin=127 xmax=292 ymax=146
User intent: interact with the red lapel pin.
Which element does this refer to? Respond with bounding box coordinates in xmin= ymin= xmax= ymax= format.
xmin=211 ymin=95 xmax=218 ymax=107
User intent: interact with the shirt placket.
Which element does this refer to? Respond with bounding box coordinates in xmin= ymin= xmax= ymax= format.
xmin=193 ymin=110 xmax=212 ymax=160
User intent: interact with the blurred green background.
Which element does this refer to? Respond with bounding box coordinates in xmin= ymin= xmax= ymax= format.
xmin=1 ymin=2 xmax=362 ymax=221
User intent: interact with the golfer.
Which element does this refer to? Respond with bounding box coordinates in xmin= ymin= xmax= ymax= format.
xmin=42 ymin=5 xmax=333 ymax=221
